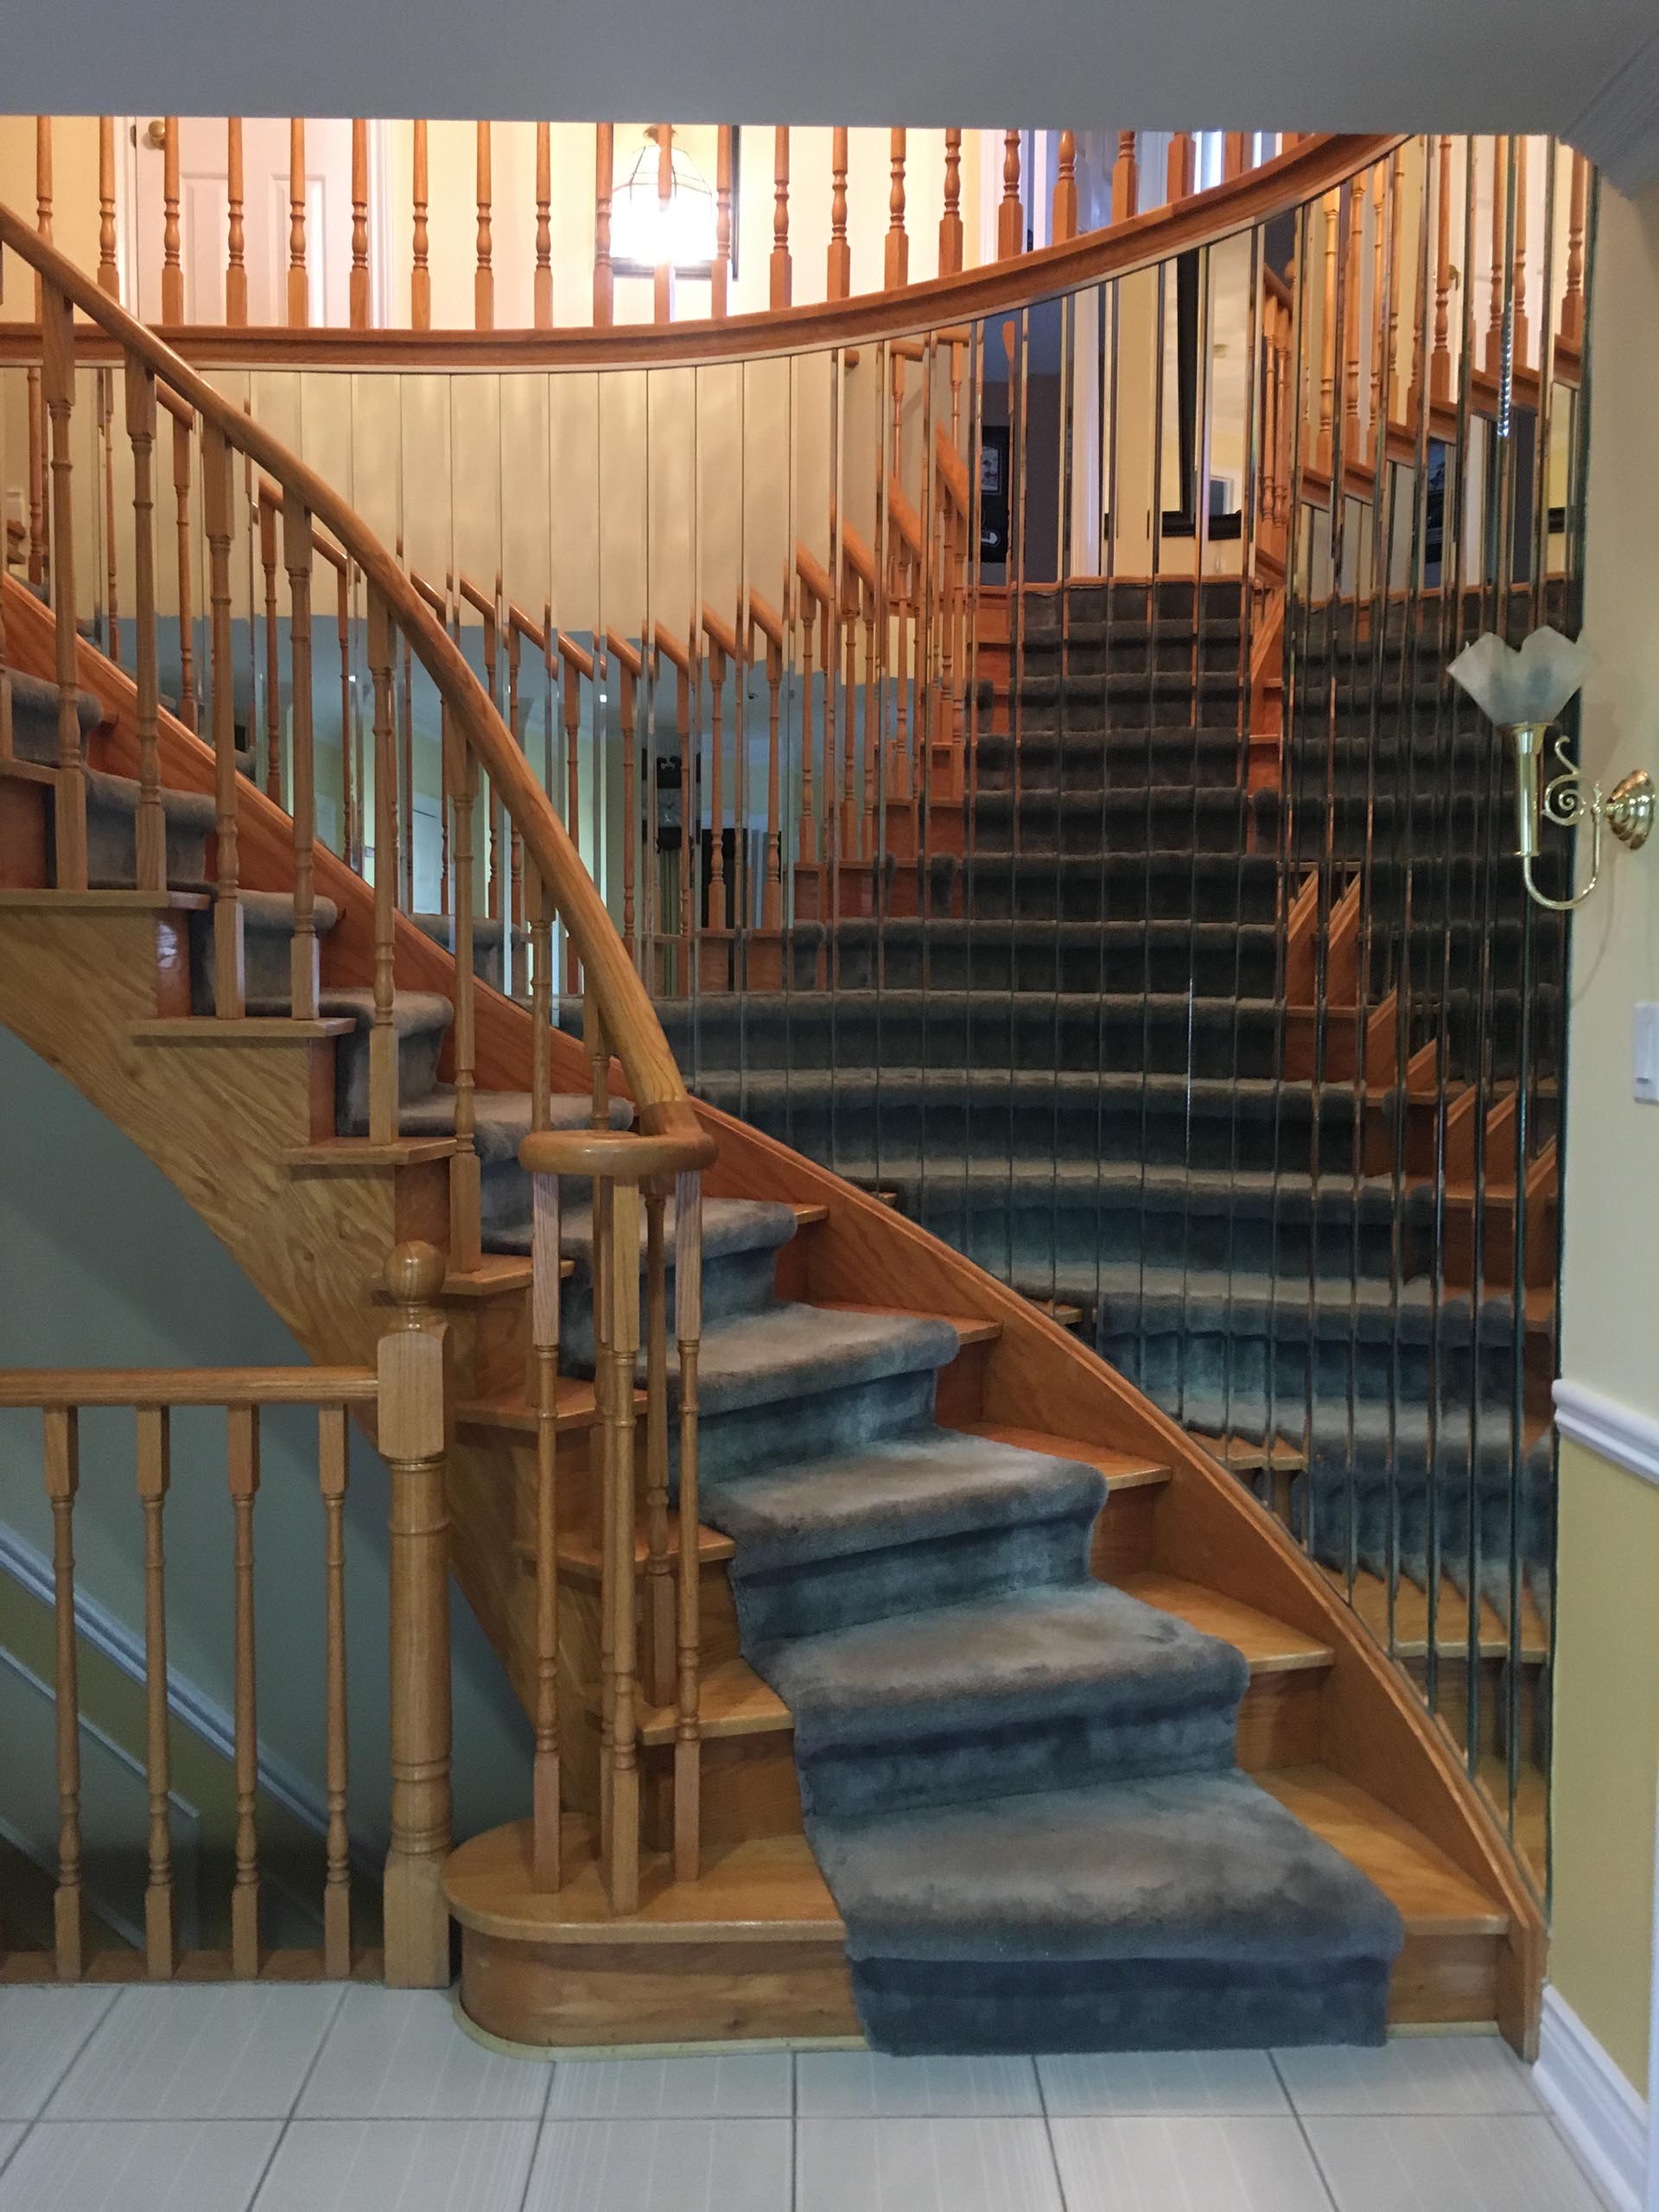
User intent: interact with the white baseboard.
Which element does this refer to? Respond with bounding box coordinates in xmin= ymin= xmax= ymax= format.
xmin=1535 ymin=1986 xmax=1649 ymax=2212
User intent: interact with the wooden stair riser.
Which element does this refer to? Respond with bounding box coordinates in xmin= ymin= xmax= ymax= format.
xmin=0 ymin=771 xmax=52 ymax=888
xmin=1402 ymin=1654 xmax=1548 ymax=1768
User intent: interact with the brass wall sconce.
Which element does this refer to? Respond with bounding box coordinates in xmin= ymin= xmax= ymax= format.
xmin=1449 ymin=627 xmax=1653 ymax=912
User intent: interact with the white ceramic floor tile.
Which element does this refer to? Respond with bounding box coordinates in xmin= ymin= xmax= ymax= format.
xmin=524 ymin=2118 xmax=791 ymax=2210
xmin=797 ymin=2115 xmax=1062 ymax=2212
xmin=1274 ymin=2034 xmax=1541 ymax=2116
xmin=252 ymin=2119 xmax=537 ymax=2212
xmin=296 ymin=1988 xmax=547 ymax=2121
xmin=796 ymin=2049 xmax=1041 ymax=2116
xmin=546 ymin=2054 xmax=792 ymax=2119
xmin=46 ymin=1984 xmax=343 ymax=2121
xmin=1050 ymin=2115 xmax=1336 ymax=2212
xmin=0 ymin=1986 xmax=118 ymax=2118
xmin=1306 ymin=2114 xmax=1610 ymax=2212
xmin=0 ymin=2120 xmax=280 ymax=2212
xmin=1038 ymin=2050 xmax=1290 ymax=2117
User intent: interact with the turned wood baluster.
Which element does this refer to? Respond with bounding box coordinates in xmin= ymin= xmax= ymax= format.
xmin=411 ymin=122 xmax=432 ymax=331
xmin=643 ymin=1182 xmax=673 ymax=1708
xmin=226 ymin=120 xmax=248 ymax=325
xmin=594 ymin=124 xmax=615 ymax=327
xmin=448 ymin=706 xmax=483 ymax=1270
xmin=603 ymin=1177 xmax=642 ymax=1914
xmin=1370 ymin=164 xmax=1388 ymax=436
xmin=258 ymin=497 xmax=283 ymax=798
xmin=841 ymin=575 xmax=859 ymax=862
xmin=562 ymin=636 xmax=587 ymax=982
xmin=1113 ymin=131 xmax=1138 ymax=221
xmin=507 ymin=629 xmax=528 ymax=996
xmin=1166 ymin=130 xmax=1196 ymax=201
xmin=771 ymin=128 xmax=791 ymax=308
xmin=351 ymin=120 xmax=372 ymax=331
xmin=99 ymin=372 xmax=121 ymax=669
xmin=1224 ymin=130 xmax=1247 ymax=182
xmin=136 ymin=1406 xmax=174 ymax=1976
xmin=125 ymin=361 xmax=166 ymax=891
xmin=1486 ymin=137 xmax=1508 ymax=373
xmin=161 ymin=118 xmax=183 ymax=322
xmin=860 ymin=571 xmax=877 ymax=861
xmin=1510 ymin=135 xmax=1530 ymax=372
xmin=673 ymin=1169 xmax=703 ymax=1880
xmin=797 ymin=581 xmax=818 ymax=862
xmin=592 ymin=1131 xmax=616 ymax=1863
xmin=531 ymin=1168 xmax=562 ymax=1886
xmin=1052 ymin=130 xmax=1078 ymax=244
xmin=604 ymin=632 xmax=642 ymax=957
xmin=229 ymin=1404 xmax=261 ymax=1977
xmin=653 ymin=124 xmax=676 ymax=327
xmin=528 ymin=861 xmax=551 ymax=1129
xmin=822 ymin=129 xmax=852 ymax=300
xmin=319 ymin=1405 xmax=352 ymax=1976
xmin=886 ymin=129 xmax=909 ymax=289
xmin=337 ymin=562 xmax=359 ymax=868
xmin=98 ymin=118 xmax=118 ymax=296
xmin=998 ymin=130 xmax=1024 ymax=258
xmin=760 ymin=613 xmax=783 ymax=930
xmin=366 ymin=590 xmax=399 ymax=1143
xmin=45 ymin=1407 xmax=82 ymax=1980
xmin=1432 ymin=135 xmax=1453 ymax=404
xmin=41 ymin=289 xmax=87 ymax=891
xmin=288 ymin=119 xmax=308 ymax=328
xmin=1385 ymin=150 xmax=1404 ymax=429
xmin=170 ymin=411 xmax=198 ymax=732
xmin=283 ymin=498 xmax=319 ymax=1020
xmin=536 ymin=124 xmax=554 ymax=328
xmin=379 ymin=1242 xmax=453 ymax=1987
xmin=475 ymin=123 xmax=494 ymax=331
xmin=1336 ymin=183 xmax=1362 ymax=455
xmin=1561 ymin=148 xmax=1587 ymax=346
xmin=702 ymin=621 xmax=729 ymax=930
xmin=28 ymin=123 xmax=49 ymax=590
xmin=204 ymin=425 xmax=245 ymax=1017
xmin=1319 ymin=188 xmax=1338 ymax=469
xmin=939 ymin=130 xmax=963 ymax=276
xmin=3 ymin=346 xmax=15 ymax=762
xmin=713 ymin=127 xmax=733 ymax=318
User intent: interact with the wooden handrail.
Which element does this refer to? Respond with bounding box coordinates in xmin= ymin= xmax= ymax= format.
xmin=520 ymin=1126 xmax=715 ymax=1180
xmin=603 ymin=626 xmax=643 ymax=678
xmin=0 ymin=198 xmax=699 ymax=1142
xmin=0 ymin=1368 xmax=378 ymax=1408
xmin=257 ymin=476 xmax=347 ymax=575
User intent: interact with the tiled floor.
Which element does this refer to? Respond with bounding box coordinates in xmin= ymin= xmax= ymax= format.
xmin=0 ymin=1985 xmax=1616 ymax=2211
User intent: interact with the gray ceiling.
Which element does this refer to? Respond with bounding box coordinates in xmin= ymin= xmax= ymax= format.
xmin=14 ymin=0 xmax=1659 ymax=190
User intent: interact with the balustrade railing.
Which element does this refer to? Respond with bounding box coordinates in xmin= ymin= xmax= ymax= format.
xmin=12 ymin=119 xmax=1322 ymax=336
xmin=0 ymin=1244 xmax=449 ymax=1984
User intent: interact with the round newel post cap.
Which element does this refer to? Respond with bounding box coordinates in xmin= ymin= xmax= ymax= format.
xmin=385 ymin=1240 xmax=446 ymax=1309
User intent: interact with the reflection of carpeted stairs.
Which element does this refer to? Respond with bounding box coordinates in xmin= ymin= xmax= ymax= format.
xmin=632 ymin=581 xmax=1562 ymax=1618
xmin=15 ymin=659 xmax=1404 ymax=2054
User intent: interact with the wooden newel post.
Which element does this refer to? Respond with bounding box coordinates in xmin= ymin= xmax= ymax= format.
xmin=379 ymin=1239 xmax=453 ymax=1988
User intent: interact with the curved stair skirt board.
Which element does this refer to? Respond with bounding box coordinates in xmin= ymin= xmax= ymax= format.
xmin=1534 ymin=1987 xmax=1652 ymax=2212
xmin=0 ymin=576 xmax=1540 ymax=2054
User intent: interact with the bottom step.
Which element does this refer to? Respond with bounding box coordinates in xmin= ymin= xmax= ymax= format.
xmin=445 ymin=1762 xmax=1510 ymax=2049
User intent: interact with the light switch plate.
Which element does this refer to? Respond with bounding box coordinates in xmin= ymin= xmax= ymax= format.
xmin=1635 ymin=1003 xmax=1659 ymax=1103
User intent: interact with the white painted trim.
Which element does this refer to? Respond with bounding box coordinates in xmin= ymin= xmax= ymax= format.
xmin=0 ymin=1518 xmax=373 ymax=1874
xmin=1554 ymin=1379 xmax=1659 ymax=1490
xmin=1535 ymin=1986 xmax=1648 ymax=2212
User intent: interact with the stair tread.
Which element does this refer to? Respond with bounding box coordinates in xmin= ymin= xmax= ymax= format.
xmin=1328 ymin=1565 xmax=1550 ymax=1663
xmin=1257 ymin=1765 xmax=1509 ymax=1935
xmin=133 ymin=1015 xmax=355 ymax=1043
xmin=1115 ymin=1572 xmax=1334 ymax=1675
xmin=459 ymin=1378 xmax=603 ymax=1434
xmin=811 ymin=1301 xmax=1001 ymax=1348
xmin=556 ymin=1521 xmax=736 ymax=1586
xmin=629 ymin=1657 xmax=786 ymax=1745
xmin=952 ymin=1421 xmax=1172 ymax=1491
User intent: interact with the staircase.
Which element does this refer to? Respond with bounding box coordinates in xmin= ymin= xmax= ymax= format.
xmin=0 ymin=177 xmax=1546 ymax=2056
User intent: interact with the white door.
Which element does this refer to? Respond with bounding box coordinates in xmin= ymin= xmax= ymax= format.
xmin=124 ymin=117 xmax=357 ymax=327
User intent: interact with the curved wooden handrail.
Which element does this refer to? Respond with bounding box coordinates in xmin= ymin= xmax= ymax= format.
xmin=0 ymin=137 xmax=1399 ymax=379
xmin=518 ymin=1126 xmax=716 ymax=1180
xmin=0 ymin=200 xmax=702 ymax=1146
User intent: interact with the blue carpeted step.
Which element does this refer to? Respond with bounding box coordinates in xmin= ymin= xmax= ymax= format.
xmin=556 ymin=1196 xmax=800 ymax=1360
xmin=410 ymin=911 xmax=516 ymax=994
xmin=83 ymin=766 xmax=215 ymax=890
xmin=756 ymin=1582 xmax=1248 ymax=1821
xmin=704 ymin=1427 xmax=1107 ymax=1639
xmin=809 ymin=1771 xmax=1402 ymax=2053
xmin=8 ymin=671 xmax=103 ymax=763
xmin=191 ymin=888 xmax=342 ymax=1013
xmin=817 ymin=917 xmax=1282 ymax=996
xmin=971 ymin=785 xmax=1275 ymax=855
xmin=323 ymin=988 xmax=453 ymax=1128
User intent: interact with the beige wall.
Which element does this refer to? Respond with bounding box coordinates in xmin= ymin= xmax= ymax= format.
xmin=1551 ymin=174 xmax=1659 ymax=2101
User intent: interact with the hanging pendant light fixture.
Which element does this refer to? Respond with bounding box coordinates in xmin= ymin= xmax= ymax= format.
xmin=612 ymin=125 xmax=718 ymax=275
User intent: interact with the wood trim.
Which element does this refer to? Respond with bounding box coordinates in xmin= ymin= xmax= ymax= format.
xmin=0 ymin=1369 xmax=375 ymax=1407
